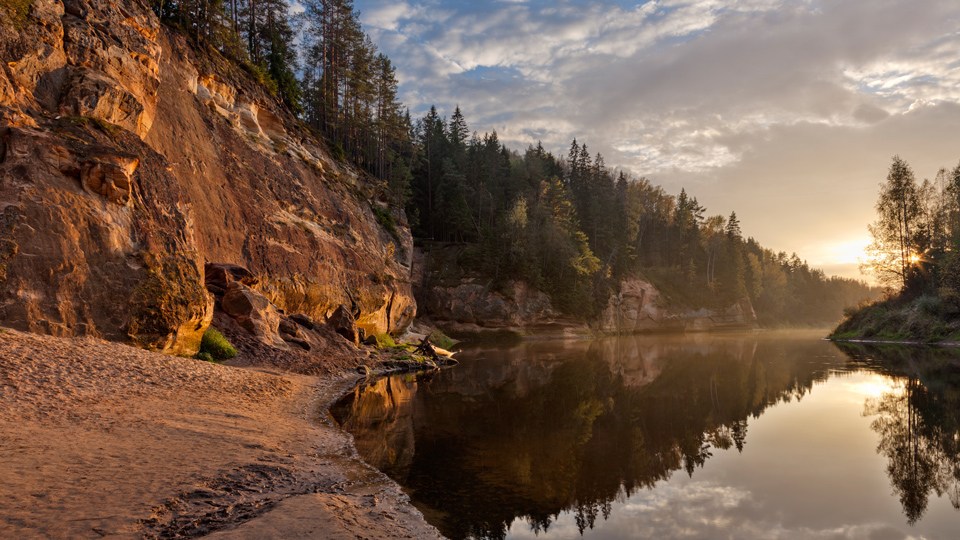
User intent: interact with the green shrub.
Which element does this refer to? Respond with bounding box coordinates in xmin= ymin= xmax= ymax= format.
xmin=430 ymin=330 xmax=456 ymax=350
xmin=371 ymin=205 xmax=399 ymax=239
xmin=195 ymin=351 xmax=215 ymax=363
xmin=1 ymin=0 xmax=32 ymax=28
xmin=241 ymin=61 xmax=279 ymax=97
xmin=199 ymin=328 xmax=237 ymax=360
xmin=331 ymin=140 xmax=346 ymax=162
xmin=373 ymin=333 xmax=396 ymax=348
xmin=914 ymin=295 xmax=945 ymax=316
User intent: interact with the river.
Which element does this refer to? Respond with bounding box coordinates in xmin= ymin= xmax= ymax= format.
xmin=330 ymin=330 xmax=960 ymax=539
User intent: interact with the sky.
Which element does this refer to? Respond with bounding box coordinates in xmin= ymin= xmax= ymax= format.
xmin=352 ymin=0 xmax=960 ymax=281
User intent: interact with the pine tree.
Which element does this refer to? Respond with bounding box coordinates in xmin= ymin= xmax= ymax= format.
xmin=716 ymin=211 xmax=746 ymax=303
xmin=448 ymin=106 xmax=469 ymax=149
xmin=263 ymin=2 xmax=301 ymax=112
xmin=725 ymin=211 xmax=741 ymax=238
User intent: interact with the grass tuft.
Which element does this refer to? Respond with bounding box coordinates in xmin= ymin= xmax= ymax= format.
xmin=57 ymin=116 xmax=123 ymax=138
xmin=373 ymin=333 xmax=398 ymax=349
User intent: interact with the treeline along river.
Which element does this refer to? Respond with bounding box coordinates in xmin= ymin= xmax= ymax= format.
xmin=331 ymin=332 xmax=960 ymax=539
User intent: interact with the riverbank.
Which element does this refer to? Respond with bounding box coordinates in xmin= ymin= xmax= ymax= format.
xmin=829 ymin=294 xmax=960 ymax=344
xmin=828 ymin=337 xmax=960 ymax=347
xmin=0 ymin=328 xmax=444 ymax=540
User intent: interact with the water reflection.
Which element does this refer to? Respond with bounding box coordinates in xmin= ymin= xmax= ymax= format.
xmin=331 ymin=334 xmax=960 ymax=539
xmin=838 ymin=343 xmax=960 ymax=524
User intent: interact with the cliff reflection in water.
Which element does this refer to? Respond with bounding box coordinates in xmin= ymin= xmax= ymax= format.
xmin=330 ymin=334 xmax=960 ymax=539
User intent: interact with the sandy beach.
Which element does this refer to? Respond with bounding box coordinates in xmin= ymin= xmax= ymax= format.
xmin=0 ymin=328 xmax=444 ymax=539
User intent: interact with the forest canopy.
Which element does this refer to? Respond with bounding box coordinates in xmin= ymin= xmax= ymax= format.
xmin=401 ymin=113 xmax=880 ymax=326
xmin=146 ymin=0 xmax=879 ymax=327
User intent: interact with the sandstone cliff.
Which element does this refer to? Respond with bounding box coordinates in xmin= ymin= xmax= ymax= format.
xmin=598 ymin=276 xmax=758 ymax=334
xmin=0 ymin=0 xmax=414 ymax=354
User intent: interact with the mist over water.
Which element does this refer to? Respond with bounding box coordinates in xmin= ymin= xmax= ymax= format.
xmin=331 ymin=332 xmax=960 ymax=539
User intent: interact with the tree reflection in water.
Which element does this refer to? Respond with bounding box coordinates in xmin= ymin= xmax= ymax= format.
xmin=841 ymin=344 xmax=960 ymax=524
xmin=332 ymin=336 xmax=960 ymax=539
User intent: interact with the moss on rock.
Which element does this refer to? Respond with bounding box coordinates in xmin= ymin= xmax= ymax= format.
xmin=126 ymin=253 xmax=211 ymax=355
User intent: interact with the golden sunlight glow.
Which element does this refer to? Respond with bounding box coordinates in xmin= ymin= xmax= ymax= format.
xmin=808 ymin=236 xmax=873 ymax=282
xmin=909 ymin=253 xmax=920 ymax=263
xmin=827 ymin=239 xmax=870 ymax=265
xmin=851 ymin=376 xmax=901 ymax=399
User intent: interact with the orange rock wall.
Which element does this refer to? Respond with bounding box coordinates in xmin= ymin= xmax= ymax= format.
xmin=0 ymin=0 xmax=414 ymax=352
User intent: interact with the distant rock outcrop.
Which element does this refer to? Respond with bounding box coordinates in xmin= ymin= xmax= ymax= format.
xmin=420 ymin=277 xmax=591 ymax=339
xmin=598 ymin=276 xmax=758 ymax=334
xmin=0 ymin=0 xmax=415 ymax=353
xmin=414 ymin=246 xmax=757 ymax=337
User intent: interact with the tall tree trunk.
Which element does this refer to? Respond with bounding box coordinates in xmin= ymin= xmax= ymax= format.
xmin=248 ymin=0 xmax=257 ymax=62
xmin=427 ymin=134 xmax=433 ymax=239
xmin=195 ymin=0 xmax=200 ymax=45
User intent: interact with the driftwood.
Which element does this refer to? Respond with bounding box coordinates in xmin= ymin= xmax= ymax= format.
xmin=413 ymin=334 xmax=440 ymax=362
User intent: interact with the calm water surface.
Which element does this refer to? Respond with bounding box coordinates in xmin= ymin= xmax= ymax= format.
xmin=330 ymin=331 xmax=960 ymax=539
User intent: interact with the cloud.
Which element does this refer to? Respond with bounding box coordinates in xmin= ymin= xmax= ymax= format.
xmin=355 ymin=0 xmax=960 ymax=276
xmin=359 ymin=1 xmax=417 ymax=31
xmin=505 ymin=480 xmax=916 ymax=540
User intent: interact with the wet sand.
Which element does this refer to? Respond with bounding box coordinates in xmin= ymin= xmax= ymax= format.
xmin=0 ymin=328 xmax=444 ymax=539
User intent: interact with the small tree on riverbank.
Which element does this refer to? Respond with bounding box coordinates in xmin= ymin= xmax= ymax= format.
xmin=862 ymin=156 xmax=921 ymax=290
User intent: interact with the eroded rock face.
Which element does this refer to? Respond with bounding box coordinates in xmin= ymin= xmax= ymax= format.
xmin=222 ymin=281 xmax=287 ymax=349
xmin=0 ymin=124 xmax=211 ymax=355
xmin=598 ymin=276 xmax=758 ymax=334
xmin=204 ymin=262 xmax=258 ymax=296
xmin=145 ymin=31 xmax=416 ymax=338
xmin=59 ymin=0 xmax=162 ymax=137
xmin=215 ymin=278 xmax=368 ymax=355
xmin=415 ymin=242 xmax=757 ymax=337
xmin=421 ymin=278 xmax=590 ymax=338
xmin=191 ymin=71 xmax=329 ymax=173
xmin=426 ymin=280 xmax=557 ymax=326
xmin=0 ymin=0 xmax=415 ymax=353
xmin=328 ymin=304 xmax=360 ymax=347
xmin=1 ymin=0 xmax=161 ymax=138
